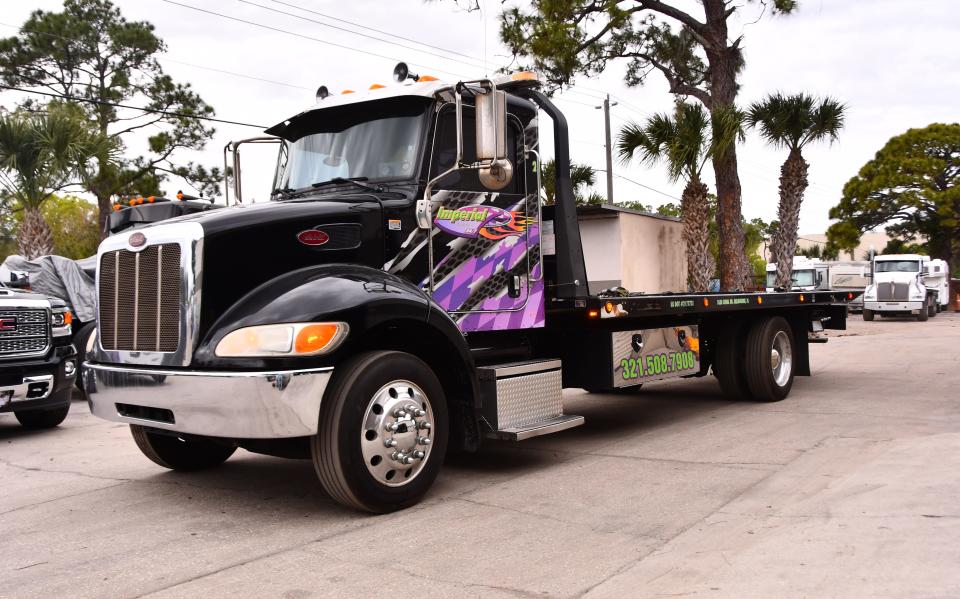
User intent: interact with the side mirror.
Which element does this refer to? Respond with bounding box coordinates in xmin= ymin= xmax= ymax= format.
xmin=475 ymin=89 xmax=512 ymax=189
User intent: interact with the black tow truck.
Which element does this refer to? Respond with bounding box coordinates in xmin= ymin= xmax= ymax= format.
xmin=83 ymin=65 xmax=855 ymax=512
xmin=0 ymin=283 xmax=77 ymax=428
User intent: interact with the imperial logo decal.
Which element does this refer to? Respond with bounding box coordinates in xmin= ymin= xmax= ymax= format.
xmin=0 ymin=316 xmax=17 ymax=332
xmin=435 ymin=205 xmax=530 ymax=240
xmin=297 ymin=229 xmax=330 ymax=246
xmin=128 ymin=232 xmax=146 ymax=248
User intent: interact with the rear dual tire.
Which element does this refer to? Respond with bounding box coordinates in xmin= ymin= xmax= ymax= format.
xmin=918 ymin=299 xmax=929 ymax=321
xmin=862 ymin=309 xmax=874 ymax=321
xmin=714 ymin=317 xmax=795 ymax=403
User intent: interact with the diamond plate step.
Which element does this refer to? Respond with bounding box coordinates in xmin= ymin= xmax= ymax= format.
xmin=478 ymin=359 xmax=584 ymax=441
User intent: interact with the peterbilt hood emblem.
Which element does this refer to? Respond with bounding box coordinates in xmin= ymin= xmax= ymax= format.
xmin=297 ymin=229 xmax=329 ymax=246
xmin=128 ymin=232 xmax=147 ymax=248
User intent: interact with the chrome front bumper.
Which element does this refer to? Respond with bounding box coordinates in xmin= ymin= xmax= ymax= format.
xmin=864 ymin=300 xmax=922 ymax=313
xmin=83 ymin=363 xmax=333 ymax=439
xmin=0 ymin=374 xmax=55 ymax=409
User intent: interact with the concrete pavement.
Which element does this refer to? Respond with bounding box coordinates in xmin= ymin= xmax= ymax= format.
xmin=1 ymin=314 xmax=958 ymax=598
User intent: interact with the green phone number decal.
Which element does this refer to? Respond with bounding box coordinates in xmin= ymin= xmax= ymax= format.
xmin=620 ymin=350 xmax=697 ymax=381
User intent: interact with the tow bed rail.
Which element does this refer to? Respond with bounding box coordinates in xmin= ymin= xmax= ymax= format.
xmin=577 ymin=290 xmax=859 ymax=323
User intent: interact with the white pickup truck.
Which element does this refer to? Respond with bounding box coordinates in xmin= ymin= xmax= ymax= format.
xmin=862 ymin=254 xmax=949 ymax=321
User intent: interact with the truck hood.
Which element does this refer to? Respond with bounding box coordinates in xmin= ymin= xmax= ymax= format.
xmin=182 ymin=196 xmax=388 ymax=341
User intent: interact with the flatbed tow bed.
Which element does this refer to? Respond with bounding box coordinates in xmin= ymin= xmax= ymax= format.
xmin=83 ymin=65 xmax=859 ymax=513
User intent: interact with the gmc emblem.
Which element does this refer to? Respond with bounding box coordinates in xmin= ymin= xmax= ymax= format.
xmin=0 ymin=317 xmax=18 ymax=332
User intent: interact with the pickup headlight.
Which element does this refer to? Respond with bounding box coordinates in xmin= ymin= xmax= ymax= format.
xmin=215 ymin=322 xmax=348 ymax=358
xmin=51 ymin=308 xmax=73 ymax=337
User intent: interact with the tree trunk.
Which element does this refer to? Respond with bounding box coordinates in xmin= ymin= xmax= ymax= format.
xmin=773 ymin=148 xmax=809 ymax=289
xmin=703 ymin=0 xmax=749 ymax=291
xmin=96 ymin=190 xmax=112 ymax=240
xmin=681 ymin=177 xmax=714 ymax=292
xmin=18 ymin=206 xmax=55 ymax=260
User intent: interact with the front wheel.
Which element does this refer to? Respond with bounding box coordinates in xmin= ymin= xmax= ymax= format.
xmin=312 ymin=351 xmax=448 ymax=513
xmin=743 ymin=317 xmax=795 ymax=402
xmin=862 ymin=309 xmax=874 ymax=321
xmin=15 ymin=392 xmax=70 ymax=429
xmin=918 ymin=299 xmax=929 ymax=321
xmin=130 ymin=425 xmax=236 ymax=471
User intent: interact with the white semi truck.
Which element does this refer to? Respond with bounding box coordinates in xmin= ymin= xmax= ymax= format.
xmin=862 ymin=254 xmax=949 ymax=321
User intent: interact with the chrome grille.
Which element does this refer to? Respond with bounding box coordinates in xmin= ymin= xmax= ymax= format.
xmin=877 ymin=282 xmax=909 ymax=301
xmin=99 ymin=244 xmax=181 ymax=352
xmin=0 ymin=309 xmax=49 ymax=357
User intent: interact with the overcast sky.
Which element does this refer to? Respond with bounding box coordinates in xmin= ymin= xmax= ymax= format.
xmin=3 ymin=0 xmax=958 ymax=234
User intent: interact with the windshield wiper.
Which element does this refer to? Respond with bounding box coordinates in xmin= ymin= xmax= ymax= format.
xmin=272 ymin=186 xmax=302 ymax=199
xmin=312 ymin=177 xmax=385 ymax=193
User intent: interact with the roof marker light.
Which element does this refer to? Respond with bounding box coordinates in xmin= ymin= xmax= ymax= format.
xmin=369 ymin=83 xmax=385 ymax=90
xmin=418 ymin=75 xmax=438 ymax=82
xmin=341 ymin=89 xmax=355 ymax=94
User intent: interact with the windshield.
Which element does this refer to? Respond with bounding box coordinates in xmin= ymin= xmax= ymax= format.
xmin=274 ymin=98 xmax=429 ymax=192
xmin=875 ymin=260 xmax=919 ymax=273
xmin=766 ymin=269 xmax=816 ymax=288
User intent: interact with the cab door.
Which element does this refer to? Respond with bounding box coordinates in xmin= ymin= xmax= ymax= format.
xmin=424 ymin=105 xmax=543 ymax=333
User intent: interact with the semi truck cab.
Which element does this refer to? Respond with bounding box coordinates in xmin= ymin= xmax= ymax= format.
xmin=862 ymin=254 xmax=948 ymax=321
xmin=765 ymin=256 xmax=829 ymax=292
xmin=83 ymin=65 xmax=857 ymax=512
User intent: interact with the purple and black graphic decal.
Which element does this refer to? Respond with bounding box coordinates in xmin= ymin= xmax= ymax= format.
xmin=385 ymin=116 xmax=544 ymax=333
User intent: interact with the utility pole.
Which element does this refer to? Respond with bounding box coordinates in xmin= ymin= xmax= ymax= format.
xmin=596 ymin=94 xmax=617 ymax=204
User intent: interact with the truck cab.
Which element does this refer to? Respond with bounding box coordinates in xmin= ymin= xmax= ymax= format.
xmin=862 ymin=254 xmax=948 ymax=320
xmin=765 ymin=256 xmax=829 ymax=292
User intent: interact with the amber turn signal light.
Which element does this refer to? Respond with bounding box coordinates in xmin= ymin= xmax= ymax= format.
xmin=295 ymin=323 xmax=342 ymax=354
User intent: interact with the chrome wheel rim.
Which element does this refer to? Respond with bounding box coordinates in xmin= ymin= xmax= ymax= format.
xmin=360 ymin=379 xmax=434 ymax=487
xmin=770 ymin=330 xmax=792 ymax=387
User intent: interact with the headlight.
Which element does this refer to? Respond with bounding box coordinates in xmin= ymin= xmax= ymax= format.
xmin=863 ymin=285 xmax=876 ymax=300
xmin=215 ymin=322 xmax=348 ymax=358
xmin=51 ymin=308 xmax=73 ymax=337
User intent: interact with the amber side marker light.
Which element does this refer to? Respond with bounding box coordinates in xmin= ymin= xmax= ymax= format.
xmin=799 ymin=294 xmax=806 ymax=302
xmin=703 ymin=298 xmax=710 ymax=307
xmin=588 ymin=309 xmax=600 ymax=319
xmin=757 ymin=296 xmax=763 ymax=304
xmin=295 ymin=323 xmax=341 ymax=354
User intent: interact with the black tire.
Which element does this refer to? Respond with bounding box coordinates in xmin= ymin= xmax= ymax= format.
xmin=918 ymin=299 xmax=929 ymax=321
xmin=312 ymin=351 xmax=448 ymax=513
xmin=862 ymin=309 xmax=874 ymax=321
xmin=743 ymin=316 xmax=795 ymax=402
xmin=130 ymin=425 xmax=236 ymax=471
xmin=713 ymin=321 xmax=753 ymax=400
xmin=72 ymin=322 xmax=96 ymax=390
xmin=15 ymin=392 xmax=70 ymax=429
xmin=928 ymin=301 xmax=936 ymax=317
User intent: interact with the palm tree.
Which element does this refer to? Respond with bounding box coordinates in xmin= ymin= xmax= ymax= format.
xmin=618 ymin=101 xmax=742 ymax=291
xmin=0 ymin=103 xmax=112 ymax=259
xmin=746 ymin=93 xmax=846 ymax=289
xmin=541 ymin=160 xmax=597 ymax=205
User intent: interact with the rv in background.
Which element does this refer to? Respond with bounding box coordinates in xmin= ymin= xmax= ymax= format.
xmin=826 ymin=261 xmax=871 ymax=313
xmin=765 ymin=256 xmax=829 ymax=292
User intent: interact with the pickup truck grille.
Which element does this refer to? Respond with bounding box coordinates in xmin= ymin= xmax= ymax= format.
xmin=99 ymin=244 xmax=182 ymax=352
xmin=0 ymin=309 xmax=49 ymax=357
xmin=877 ymin=282 xmax=908 ymax=301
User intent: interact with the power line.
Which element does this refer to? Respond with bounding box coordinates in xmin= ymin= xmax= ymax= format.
xmin=157 ymin=0 xmax=469 ymax=79
xmin=234 ymin=0 xmax=487 ymax=70
xmin=265 ymin=0 xmax=479 ymax=61
xmin=0 ymin=84 xmax=267 ymax=128
xmin=592 ymin=168 xmax=681 ymax=201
